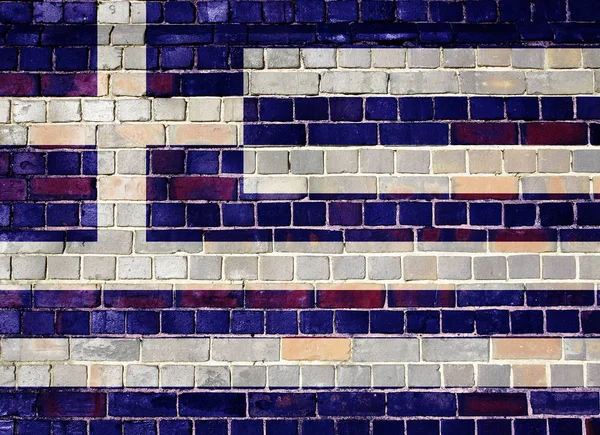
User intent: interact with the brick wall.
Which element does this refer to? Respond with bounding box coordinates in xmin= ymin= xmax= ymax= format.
xmin=2 ymin=0 xmax=600 ymax=433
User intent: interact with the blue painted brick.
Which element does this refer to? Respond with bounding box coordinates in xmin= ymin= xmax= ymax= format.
xmin=294 ymin=202 xmax=326 ymax=226
xmin=466 ymin=0 xmax=497 ymax=22
xmin=540 ymin=202 xmax=573 ymax=226
xmin=576 ymin=97 xmax=600 ymax=119
xmin=577 ymin=203 xmax=600 ymax=226
xmin=55 ymin=48 xmax=88 ymax=71
xmin=583 ymin=310 xmax=600 ymax=333
xmin=231 ymin=310 xmax=264 ymax=334
xmin=64 ymin=2 xmax=96 ymax=23
xmin=303 ymin=420 xmax=334 ymax=435
xmin=442 ymin=420 xmax=475 ymax=435
xmin=380 ymin=122 xmax=448 ymax=145
xmin=534 ymin=0 xmax=566 ymax=20
xmin=197 ymin=2 xmax=228 ymax=22
xmin=188 ymin=203 xmax=221 ymax=227
xmin=109 ymin=393 xmax=177 ymax=417
xmin=477 ymin=420 xmax=512 ymax=435
xmin=542 ymin=97 xmax=574 ymax=120
xmin=13 ymin=203 xmax=44 ymax=227
xmin=123 ymin=421 xmax=156 ymax=435
xmin=406 ymin=310 xmax=440 ymax=333
xmin=197 ymin=47 xmax=229 ymax=69
xmin=266 ymin=311 xmax=298 ymax=334
xmin=318 ymin=392 xmax=385 ymax=416
xmin=470 ymin=97 xmax=504 ymax=120
xmin=500 ymin=0 xmax=531 ymax=21
xmin=327 ymin=0 xmax=358 ymax=22
xmin=0 ymin=205 xmax=8 ymax=227
xmin=300 ymin=310 xmax=333 ymax=334
xmin=127 ymin=311 xmax=160 ymax=334
xmin=366 ymin=97 xmax=397 ymax=120
xmin=296 ymin=0 xmax=325 ymax=22
xmin=90 ymin=421 xmax=122 ymax=435
xmin=399 ymin=98 xmax=433 ymax=120
xmin=335 ymin=310 xmax=369 ymax=333
xmin=476 ymin=309 xmax=510 ymax=334
xmin=329 ymin=202 xmax=362 ymax=226
xmin=458 ymin=290 xmax=524 ymax=307
xmin=338 ymin=420 xmax=369 ymax=435
xmin=197 ymin=310 xmax=229 ymax=334
xmin=260 ymin=98 xmax=293 ymax=121
xmin=442 ymin=310 xmax=475 ymax=333
xmin=22 ymin=311 xmax=54 ymax=335
xmin=0 ymin=48 xmax=16 ymax=70
xmin=431 ymin=1 xmax=463 ymax=21
xmin=0 ymin=392 xmax=36 ymax=417
xmin=18 ymin=421 xmax=50 ymax=435
xmin=396 ymin=1 xmax=427 ymax=20
xmin=250 ymin=393 xmax=316 ymax=417
xmin=179 ymin=393 xmax=246 ymax=417
xmin=146 ymin=3 xmax=163 ymax=23
xmin=47 ymin=204 xmax=79 ymax=227
xmin=187 ymin=151 xmax=219 ymax=174
xmin=20 ymin=47 xmax=52 ymax=70
xmin=507 ymin=97 xmax=540 ymax=119
xmin=152 ymin=203 xmax=185 ymax=227
xmin=245 ymin=124 xmax=306 ymax=145
xmin=549 ymin=419 xmax=582 ymax=435
xmin=361 ymin=1 xmax=396 ymax=21
xmin=164 ymin=1 xmax=196 ymax=23
xmin=53 ymin=421 xmax=87 ymax=435
xmin=263 ymin=1 xmax=294 ymax=23
xmin=33 ymin=2 xmax=62 ymax=23
xmin=470 ymin=202 xmax=502 ymax=225
xmin=295 ymin=97 xmax=329 ymax=120
xmin=389 ymin=392 xmax=456 ymax=417
xmin=181 ymin=72 xmax=244 ymax=96
xmin=162 ymin=310 xmax=194 ymax=334
xmin=56 ymin=311 xmax=89 ymax=335
xmin=406 ymin=420 xmax=440 ymax=435
xmin=223 ymin=203 xmax=254 ymax=227
xmin=547 ymin=309 xmax=580 ymax=333
xmin=162 ymin=47 xmax=194 ymax=69
xmin=195 ymin=421 xmax=227 ymax=435
xmin=373 ymin=421 xmax=405 ymax=435
xmin=330 ymin=97 xmax=363 ymax=121
xmin=505 ymin=203 xmax=536 ymax=227
xmin=232 ymin=420 xmax=263 ymax=435
xmin=531 ymin=392 xmax=600 ymax=415
xmin=511 ymin=310 xmax=544 ymax=334
xmin=528 ymin=290 xmax=594 ymax=306
xmin=435 ymin=97 xmax=468 ymax=120
xmin=370 ymin=310 xmax=404 ymax=333
xmin=310 ymin=123 xmax=377 ymax=145
xmin=244 ymin=98 xmax=259 ymax=121
xmin=231 ymin=1 xmax=262 ymax=22
xmin=435 ymin=202 xmax=467 ymax=225
xmin=514 ymin=419 xmax=547 ymax=435
xmin=258 ymin=203 xmax=291 ymax=226
xmin=222 ymin=150 xmax=245 ymax=173
xmin=12 ymin=152 xmax=43 ymax=175
xmin=266 ymin=421 xmax=298 ymax=435
xmin=365 ymin=202 xmax=396 ymax=226
xmin=399 ymin=202 xmax=432 ymax=225
xmin=0 ymin=311 xmax=19 ymax=334
xmin=91 ymin=311 xmax=125 ymax=334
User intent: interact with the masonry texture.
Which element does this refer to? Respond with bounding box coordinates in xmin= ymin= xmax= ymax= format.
xmin=2 ymin=0 xmax=600 ymax=433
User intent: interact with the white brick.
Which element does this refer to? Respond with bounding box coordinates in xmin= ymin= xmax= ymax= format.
xmin=48 ymin=100 xmax=81 ymax=122
xmin=13 ymin=100 xmax=45 ymax=123
xmin=189 ymin=98 xmax=221 ymax=121
xmin=82 ymin=100 xmax=115 ymax=122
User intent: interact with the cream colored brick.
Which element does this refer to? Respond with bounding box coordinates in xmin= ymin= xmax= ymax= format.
xmin=469 ymin=150 xmax=502 ymax=174
xmin=460 ymin=71 xmax=526 ymax=95
xmin=477 ymin=48 xmax=511 ymax=66
xmin=189 ymin=98 xmax=221 ymax=121
xmin=504 ymin=149 xmax=536 ymax=173
xmin=547 ymin=48 xmax=581 ymax=68
xmin=372 ymin=48 xmax=406 ymax=68
xmin=403 ymin=256 xmax=437 ymax=280
xmin=538 ymin=149 xmax=571 ymax=173
xmin=432 ymin=150 xmax=466 ymax=174
xmin=111 ymin=73 xmax=146 ymax=96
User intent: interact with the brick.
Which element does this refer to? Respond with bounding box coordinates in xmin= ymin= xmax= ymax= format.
xmin=116 ymin=99 xmax=151 ymax=122
xmin=390 ymin=71 xmax=458 ymax=94
xmin=407 ymin=364 xmax=441 ymax=388
xmin=47 ymin=256 xmax=80 ymax=280
xmin=71 ymin=338 xmax=140 ymax=361
xmin=407 ymin=48 xmax=440 ymax=68
xmin=444 ymin=364 xmax=475 ymax=387
xmin=251 ymin=72 xmax=319 ymax=95
xmin=353 ymin=338 xmax=419 ymax=362
xmin=18 ymin=365 xmax=50 ymax=387
xmin=338 ymin=365 xmax=370 ymax=387
xmin=527 ymin=71 xmax=593 ymax=94
xmin=168 ymin=124 xmax=236 ymax=146
xmin=583 ymin=48 xmax=600 ymax=67
xmin=189 ymin=97 xmax=221 ymax=121
xmin=112 ymin=24 xmax=145 ymax=45
xmin=443 ymin=48 xmax=476 ymax=67
xmin=244 ymin=48 xmax=264 ymax=68
xmin=0 ymin=366 xmax=15 ymax=387
xmin=508 ymin=255 xmax=540 ymax=279
xmin=2 ymin=338 xmax=68 ymax=361
xmin=291 ymin=150 xmax=324 ymax=174
xmin=512 ymin=48 xmax=545 ymax=69
xmin=542 ymin=256 xmax=576 ymax=279
xmin=473 ymin=256 xmax=507 ymax=280
xmin=504 ymin=149 xmax=536 ymax=173
xmin=513 ymin=365 xmax=547 ymax=387
xmin=12 ymin=256 xmax=46 ymax=280
xmin=321 ymin=71 xmax=388 ymax=94
xmin=196 ymin=366 xmax=230 ymax=387
xmin=13 ymin=100 xmax=46 ymax=123
xmin=223 ymin=98 xmax=244 ymax=121
xmin=111 ymin=73 xmax=146 ymax=96
xmin=460 ymin=71 xmax=525 ymax=94
xmin=373 ymin=365 xmax=405 ymax=388
xmin=266 ymin=48 xmax=300 ymax=68
xmin=0 ymin=126 xmax=26 ymax=145
xmin=301 ymin=366 xmax=335 ymax=387
xmin=396 ymin=150 xmax=430 ymax=173
xmin=141 ymin=338 xmax=209 ymax=362
xmin=0 ymin=101 xmax=10 ymax=123
xmin=551 ymin=364 xmax=584 ymax=387
xmin=98 ymin=1 xmax=129 ymax=23
xmin=438 ymin=256 xmax=471 ymax=280
xmin=360 ymin=149 xmax=394 ymax=173
xmin=332 ymin=256 xmax=366 ymax=280
xmin=368 ymin=256 xmax=402 ymax=280
xmin=338 ymin=48 xmax=371 ymax=68
xmin=302 ymin=48 xmax=336 ymax=68
xmin=125 ymin=365 xmax=158 ymax=387
xmin=98 ymin=124 xmax=165 ymax=148
xmin=477 ymin=48 xmax=511 ymax=66
xmin=83 ymin=256 xmax=116 ymax=280
xmin=403 ymin=256 xmax=437 ymax=280
xmin=89 ymin=365 xmax=123 ymax=387
xmin=232 ymin=366 xmax=266 ymax=387
xmin=538 ymin=149 xmax=571 ymax=173
xmin=48 ymin=100 xmax=81 ymax=122
xmin=118 ymin=257 xmax=152 ymax=280
xmin=155 ymin=256 xmax=188 ymax=279
xmin=153 ymin=98 xmax=186 ymax=121
xmin=587 ymin=364 xmax=600 ymax=386
xmin=326 ymin=150 xmax=358 ymax=173
xmin=212 ymin=338 xmax=280 ymax=362
xmin=257 ymin=150 xmax=289 ymax=174
xmin=189 ymin=256 xmax=222 ymax=280
xmin=432 ymin=150 xmax=465 ymax=174
xmin=574 ymin=149 xmax=600 ymax=172
xmin=282 ymin=338 xmax=350 ymax=361
xmin=547 ymin=48 xmax=581 ymax=68
xmin=478 ymin=365 xmax=510 ymax=387
xmin=259 ymin=256 xmax=294 ymax=281
xmin=296 ymin=256 xmax=329 ymax=280
xmin=422 ymin=338 xmax=489 ymax=362
xmin=492 ymin=338 xmax=562 ymax=360
xmin=372 ymin=48 xmax=405 ymax=68
xmin=161 ymin=365 xmax=194 ymax=388
xmin=82 ymin=100 xmax=115 ymax=122
xmin=123 ymin=47 xmax=144 ymax=69
xmin=224 ymin=256 xmax=258 ymax=280
xmin=29 ymin=125 xmax=95 ymax=146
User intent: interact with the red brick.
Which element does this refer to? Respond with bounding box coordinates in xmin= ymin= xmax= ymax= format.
xmin=522 ymin=122 xmax=588 ymax=145
xmin=30 ymin=177 xmax=96 ymax=200
xmin=0 ymin=179 xmax=26 ymax=200
xmin=170 ymin=177 xmax=237 ymax=200
xmin=452 ymin=122 xmax=518 ymax=145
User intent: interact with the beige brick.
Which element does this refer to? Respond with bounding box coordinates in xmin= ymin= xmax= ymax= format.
xmin=460 ymin=71 xmax=526 ymax=95
xmin=99 ymin=177 xmax=146 ymax=201
xmin=168 ymin=124 xmax=237 ymax=146
xmin=189 ymin=98 xmax=221 ymax=122
xmin=251 ymin=71 xmax=319 ymax=95
xmin=513 ymin=365 xmax=547 ymax=387
xmin=504 ymin=149 xmax=536 ymax=173
xmin=52 ymin=365 xmax=87 ymax=387
xmin=452 ymin=176 xmax=518 ymax=198
xmin=390 ymin=71 xmax=459 ymax=94
xmin=492 ymin=338 xmax=562 ymax=360
xmin=432 ymin=150 xmax=466 ymax=174
xmin=522 ymin=176 xmax=589 ymax=197
xmin=477 ymin=48 xmax=511 ymax=66
xmin=282 ymin=338 xmax=350 ymax=361
xmin=538 ymin=149 xmax=571 ymax=173
xmin=547 ymin=48 xmax=581 ymax=68
xmin=527 ymin=71 xmax=593 ymax=95
xmin=111 ymin=73 xmax=146 ymax=96
xmin=29 ymin=125 xmax=95 ymax=146
xmin=98 ymin=124 xmax=165 ymax=148
xmin=372 ymin=48 xmax=406 ymax=68
xmin=2 ymin=339 xmax=68 ymax=361
xmin=403 ymin=256 xmax=437 ymax=280
xmin=321 ymin=71 xmax=388 ymax=94
xmin=407 ymin=48 xmax=440 ymax=68
xmin=469 ymin=150 xmax=502 ymax=174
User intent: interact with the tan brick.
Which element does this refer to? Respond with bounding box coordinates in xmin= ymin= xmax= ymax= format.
xmin=504 ymin=149 xmax=536 ymax=173
xmin=492 ymin=338 xmax=562 ymax=360
xmin=29 ymin=125 xmax=95 ymax=146
xmin=460 ymin=71 xmax=526 ymax=94
xmin=513 ymin=365 xmax=547 ymax=387
xmin=403 ymin=256 xmax=437 ymax=280
xmin=99 ymin=176 xmax=146 ymax=200
xmin=432 ymin=150 xmax=466 ymax=174
xmin=282 ymin=338 xmax=350 ymax=361
xmin=522 ymin=176 xmax=589 ymax=197
xmin=491 ymin=241 xmax=558 ymax=254
xmin=89 ymin=365 xmax=123 ymax=387
xmin=2 ymin=339 xmax=68 ymax=361
xmin=98 ymin=124 xmax=165 ymax=148
xmin=477 ymin=48 xmax=511 ymax=66
xmin=452 ymin=176 xmax=518 ymax=198
xmin=469 ymin=150 xmax=502 ymax=174
xmin=168 ymin=124 xmax=237 ymax=146
xmin=111 ymin=72 xmax=146 ymax=96
xmin=538 ymin=149 xmax=571 ymax=173
xmin=547 ymin=48 xmax=581 ymax=68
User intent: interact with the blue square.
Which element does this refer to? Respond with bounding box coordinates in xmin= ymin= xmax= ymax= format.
xmin=188 ymin=204 xmax=220 ymax=227
xmin=370 ymin=310 xmax=404 ymax=333
xmin=162 ymin=310 xmax=195 ymax=334
xmin=57 ymin=311 xmax=89 ymax=335
xmin=476 ymin=309 xmax=510 ymax=334
xmin=365 ymin=202 xmax=396 ymax=226
xmin=197 ymin=310 xmax=230 ymax=333
xmin=442 ymin=310 xmax=475 ymax=333
xmin=335 ymin=310 xmax=369 ymax=333
xmin=294 ymin=202 xmax=326 ymax=226
xmin=399 ymin=202 xmax=432 ymax=226
xmin=366 ymin=97 xmax=397 ymax=120
xmin=47 ymin=204 xmax=79 ymax=227
xmin=406 ymin=310 xmax=440 ymax=333
xmin=300 ymin=310 xmax=333 ymax=334
xmin=400 ymin=97 xmax=433 ymax=121
xmin=231 ymin=311 xmax=264 ymax=334
xmin=260 ymin=98 xmax=294 ymax=121
xmin=92 ymin=311 xmax=125 ymax=334
xmin=223 ymin=204 xmax=254 ymax=226
xmin=266 ymin=311 xmax=298 ymax=334
xmin=22 ymin=311 xmax=54 ymax=335
xmin=127 ymin=311 xmax=160 ymax=334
